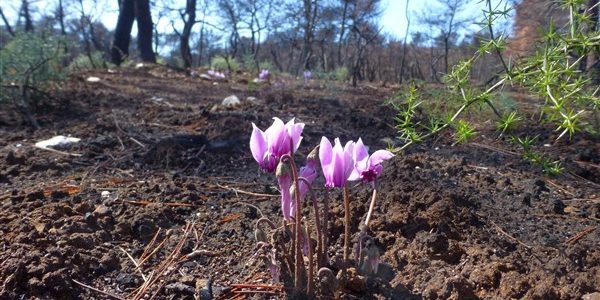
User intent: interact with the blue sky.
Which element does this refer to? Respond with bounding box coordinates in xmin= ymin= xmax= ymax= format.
xmin=1 ymin=0 xmax=512 ymax=42
xmin=380 ymin=0 xmax=512 ymax=41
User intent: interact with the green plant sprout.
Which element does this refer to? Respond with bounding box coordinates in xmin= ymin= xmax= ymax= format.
xmin=454 ymin=119 xmax=477 ymax=144
xmin=497 ymin=111 xmax=522 ymax=137
xmin=509 ymin=135 xmax=563 ymax=175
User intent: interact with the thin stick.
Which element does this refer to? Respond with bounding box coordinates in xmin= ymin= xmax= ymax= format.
xmin=563 ymin=226 xmax=597 ymax=246
xmin=490 ymin=219 xmax=532 ymax=249
xmin=129 ymin=137 xmax=146 ymax=148
xmin=119 ymin=246 xmax=147 ymax=282
xmin=72 ymin=279 xmax=124 ymax=300
xmin=34 ymin=145 xmax=83 ymax=157
xmin=214 ymin=183 xmax=279 ymax=198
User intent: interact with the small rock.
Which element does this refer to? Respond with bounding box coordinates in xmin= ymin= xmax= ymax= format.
xmin=246 ymin=96 xmax=258 ymax=102
xmin=86 ymin=76 xmax=100 ymax=82
xmin=26 ymin=190 xmax=45 ymax=201
xmin=165 ymin=282 xmax=195 ymax=295
xmin=116 ymin=272 xmax=138 ymax=287
xmin=553 ymin=199 xmax=565 ymax=214
xmin=342 ymin=267 xmax=366 ymax=293
xmin=33 ymin=222 xmax=47 ymax=233
xmin=200 ymin=74 xmax=212 ymax=81
xmin=582 ymin=292 xmax=600 ymax=300
xmin=221 ymin=95 xmax=240 ymax=106
xmin=94 ymin=205 xmax=111 ymax=217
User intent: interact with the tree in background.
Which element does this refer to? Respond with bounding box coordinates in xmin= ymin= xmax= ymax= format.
xmin=111 ymin=0 xmax=156 ymax=65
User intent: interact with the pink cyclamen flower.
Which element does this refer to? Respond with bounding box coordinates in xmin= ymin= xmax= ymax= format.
xmin=349 ymin=138 xmax=394 ymax=183
xmin=303 ymin=70 xmax=312 ymax=83
xmin=250 ymin=117 xmax=305 ymax=172
xmin=319 ymin=137 xmax=355 ymax=188
xmin=259 ymin=69 xmax=270 ymax=81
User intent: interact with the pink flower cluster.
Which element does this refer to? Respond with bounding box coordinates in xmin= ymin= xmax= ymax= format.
xmin=207 ymin=69 xmax=226 ymax=79
xmin=259 ymin=69 xmax=270 ymax=81
xmin=250 ymin=117 xmax=394 ymax=219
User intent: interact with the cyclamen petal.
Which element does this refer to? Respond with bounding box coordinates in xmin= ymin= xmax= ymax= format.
xmin=250 ymin=118 xmax=305 ymax=173
xmin=319 ymin=137 xmax=334 ymax=183
xmin=267 ymin=117 xmax=288 ymax=156
xmin=286 ymin=119 xmax=305 ymax=153
xmin=350 ymin=141 xmax=394 ymax=183
xmin=250 ymin=124 xmax=267 ymax=164
xmin=319 ymin=137 xmax=355 ymax=188
xmin=278 ymin=174 xmax=292 ymax=220
xmin=298 ymin=165 xmax=317 ymax=200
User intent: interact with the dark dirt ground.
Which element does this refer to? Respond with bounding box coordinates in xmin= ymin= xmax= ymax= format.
xmin=0 ymin=65 xmax=599 ymax=300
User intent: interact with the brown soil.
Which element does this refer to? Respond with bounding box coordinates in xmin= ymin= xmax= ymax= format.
xmin=0 ymin=65 xmax=598 ymax=300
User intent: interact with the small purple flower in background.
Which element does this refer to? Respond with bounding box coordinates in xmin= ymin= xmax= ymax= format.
xmin=349 ymin=138 xmax=394 ymax=183
xmin=319 ymin=137 xmax=355 ymax=188
xmin=207 ymin=69 xmax=226 ymax=79
xmin=259 ymin=69 xmax=270 ymax=81
xmin=250 ymin=117 xmax=305 ymax=173
xmin=303 ymin=70 xmax=312 ymax=84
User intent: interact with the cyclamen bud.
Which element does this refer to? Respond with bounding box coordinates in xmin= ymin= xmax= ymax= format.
xmin=255 ymin=227 xmax=267 ymax=243
xmin=306 ymin=145 xmax=320 ymax=168
xmin=276 ymin=161 xmax=290 ymax=178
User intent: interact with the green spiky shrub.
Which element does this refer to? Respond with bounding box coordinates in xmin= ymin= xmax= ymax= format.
xmin=390 ymin=0 xmax=600 ymax=153
xmin=0 ymin=33 xmax=65 ymax=105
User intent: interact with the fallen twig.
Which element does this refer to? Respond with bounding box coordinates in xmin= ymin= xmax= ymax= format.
xmin=489 ymin=219 xmax=532 ymax=249
xmin=469 ymin=142 xmax=519 ymax=156
xmin=214 ymin=183 xmax=278 ymax=198
xmin=34 ymin=145 xmax=83 ymax=157
xmin=563 ymin=226 xmax=598 ymax=246
xmin=72 ymin=279 xmax=124 ymax=300
xmin=123 ymin=199 xmax=196 ymax=207
xmin=119 ymin=246 xmax=147 ymax=282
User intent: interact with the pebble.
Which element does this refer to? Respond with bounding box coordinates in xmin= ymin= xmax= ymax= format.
xmin=221 ymin=95 xmax=240 ymax=106
xmin=93 ymin=205 xmax=111 ymax=217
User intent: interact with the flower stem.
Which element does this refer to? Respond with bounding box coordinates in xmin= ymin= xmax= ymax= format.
xmin=298 ymin=177 xmax=323 ymax=270
xmin=285 ymin=150 xmax=304 ymax=291
xmin=256 ymin=217 xmax=277 ymax=230
xmin=306 ymin=222 xmax=314 ymax=297
xmin=342 ymin=184 xmax=351 ymax=283
xmin=323 ymin=188 xmax=330 ymax=266
xmin=364 ymin=181 xmax=378 ymax=227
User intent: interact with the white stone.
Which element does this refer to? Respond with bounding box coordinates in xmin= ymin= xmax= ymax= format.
xmin=86 ymin=77 xmax=100 ymax=82
xmin=222 ymin=95 xmax=240 ymax=106
xmin=35 ymin=135 xmax=81 ymax=149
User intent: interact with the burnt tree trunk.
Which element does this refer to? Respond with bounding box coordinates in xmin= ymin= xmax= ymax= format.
xmin=111 ymin=0 xmax=135 ymax=65
xmin=135 ymin=0 xmax=156 ymax=63
xmin=180 ymin=0 xmax=197 ymax=69
xmin=0 ymin=7 xmax=15 ymax=37
xmin=22 ymin=0 xmax=34 ymax=32
xmin=111 ymin=0 xmax=155 ymax=65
